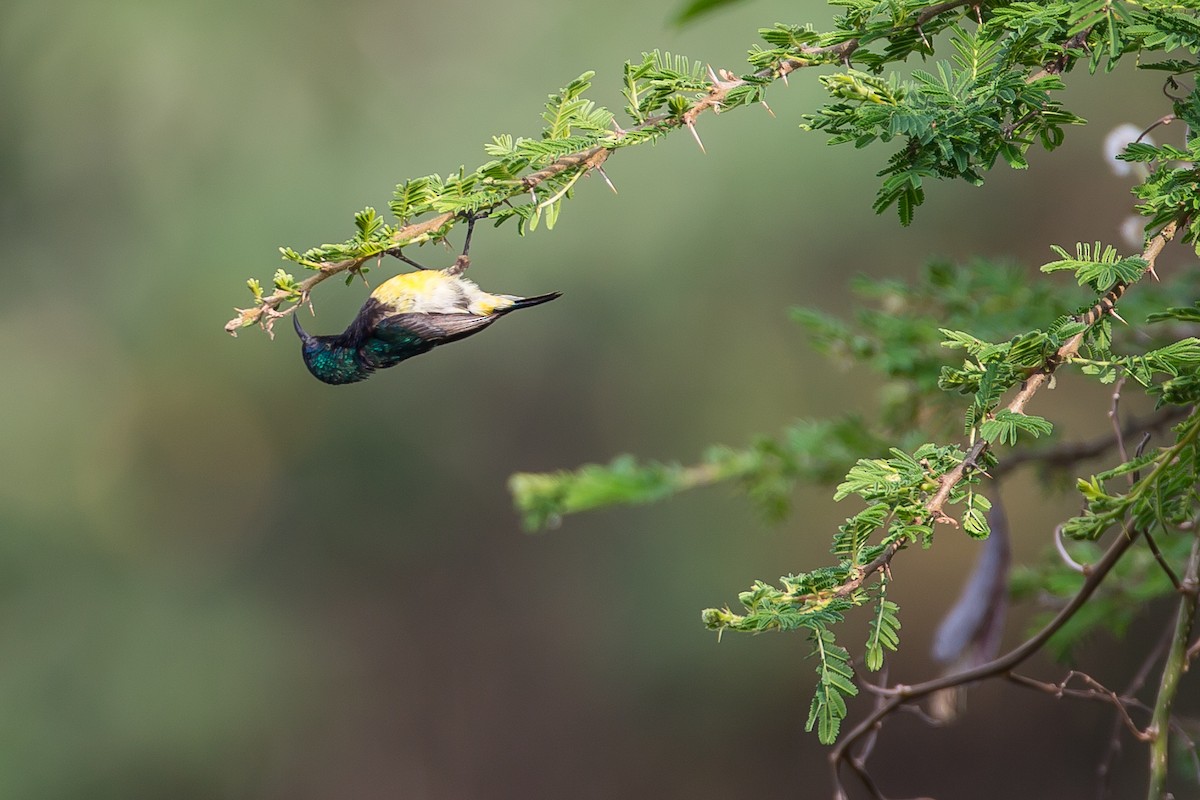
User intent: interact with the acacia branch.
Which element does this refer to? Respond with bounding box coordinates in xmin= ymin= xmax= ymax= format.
xmin=842 ymin=219 xmax=1183 ymax=590
xmin=832 ymin=403 xmax=1200 ymax=797
xmin=829 ymin=216 xmax=1189 ymax=798
xmin=1006 ymin=670 xmax=1152 ymax=742
xmin=223 ymin=212 xmax=455 ymax=336
xmin=226 ymin=0 xmax=1008 ymax=336
xmin=831 ymin=518 xmax=1144 ymax=797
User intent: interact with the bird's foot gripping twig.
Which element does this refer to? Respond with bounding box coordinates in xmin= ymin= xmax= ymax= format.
xmin=445 ymin=254 xmax=471 ymax=277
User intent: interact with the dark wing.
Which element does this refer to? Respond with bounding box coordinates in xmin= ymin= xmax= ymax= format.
xmin=356 ymin=312 xmax=501 ymax=370
xmin=380 ymin=312 xmax=502 ymax=346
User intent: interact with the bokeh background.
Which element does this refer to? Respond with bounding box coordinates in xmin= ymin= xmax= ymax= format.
xmin=3 ymin=1 xmax=1198 ymax=797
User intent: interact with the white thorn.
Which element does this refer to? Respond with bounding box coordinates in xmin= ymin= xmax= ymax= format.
xmin=597 ymin=167 xmax=618 ymax=195
xmin=1109 ymin=309 xmax=1129 ymax=325
xmin=707 ymin=64 xmax=720 ymax=84
xmin=687 ymin=122 xmax=706 ymax=153
xmin=761 ymin=100 xmax=775 ymax=118
xmin=781 ymin=71 xmax=789 ymax=87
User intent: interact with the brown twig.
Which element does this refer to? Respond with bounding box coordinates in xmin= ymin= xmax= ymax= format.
xmin=1006 ymin=670 xmax=1152 ymax=741
xmin=1097 ymin=621 xmax=1176 ymax=799
xmin=223 ymin=212 xmax=455 ymax=336
xmin=831 ymin=519 xmax=1145 ymax=797
xmin=1145 ymin=529 xmax=1183 ymax=593
xmin=1006 ymin=662 xmax=1200 ymax=799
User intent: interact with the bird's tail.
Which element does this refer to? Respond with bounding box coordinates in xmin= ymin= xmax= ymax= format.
xmin=506 ymin=291 xmax=562 ymax=311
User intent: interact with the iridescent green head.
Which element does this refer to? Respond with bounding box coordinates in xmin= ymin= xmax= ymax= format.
xmin=293 ymin=314 xmax=372 ymax=385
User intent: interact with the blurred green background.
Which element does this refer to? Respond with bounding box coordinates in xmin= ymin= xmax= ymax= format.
xmin=2 ymin=1 xmax=1196 ymax=797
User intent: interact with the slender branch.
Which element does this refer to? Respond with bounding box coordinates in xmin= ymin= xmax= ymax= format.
xmin=1006 ymin=671 xmax=1152 ymax=742
xmin=1146 ymin=535 xmax=1200 ymax=800
xmin=1110 ymin=376 xmax=1132 ymax=470
xmin=842 ymin=219 xmax=1184 ymax=600
xmin=1144 ymin=529 xmax=1183 ymax=593
xmin=1098 ymin=621 xmax=1177 ymax=800
xmin=1109 ymin=378 xmax=1182 ymax=591
xmin=995 ymin=407 xmax=1188 ymax=478
xmin=832 ymin=402 xmax=1200 ymax=797
xmin=1008 ymin=663 xmax=1200 ymax=798
xmin=226 ymin=0 xmax=1020 ymax=336
xmin=830 ymin=519 xmax=1144 ymax=793
xmin=917 ymin=0 xmax=978 ymax=28
xmin=1032 ymin=28 xmax=1093 ymax=81
xmin=224 ymin=212 xmax=455 ymax=336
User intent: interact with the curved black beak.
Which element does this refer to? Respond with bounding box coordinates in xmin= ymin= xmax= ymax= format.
xmin=293 ymin=312 xmax=313 ymax=344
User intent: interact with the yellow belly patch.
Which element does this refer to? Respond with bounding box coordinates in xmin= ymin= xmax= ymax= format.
xmin=369 ymin=270 xmax=516 ymax=316
xmin=371 ymin=271 xmax=453 ymax=313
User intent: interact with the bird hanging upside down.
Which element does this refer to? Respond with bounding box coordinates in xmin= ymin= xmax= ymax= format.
xmin=293 ymin=254 xmax=560 ymax=385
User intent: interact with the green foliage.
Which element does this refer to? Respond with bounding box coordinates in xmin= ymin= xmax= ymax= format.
xmin=674 ymin=0 xmax=744 ymax=26
xmin=246 ymin=0 xmax=1200 ymax=759
xmin=962 ymin=488 xmax=993 ymax=539
xmin=865 ymin=586 xmax=901 ymax=671
xmin=271 ymin=269 xmax=302 ymax=298
xmin=1148 ymin=299 xmax=1200 ymax=325
xmin=510 ymin=417 xmax=886 ymax=530
xmin=1118 ymin=88 xmax=1200 ymax=250
xmin=1042 ymin=242 xmax=1148 ymax=290
xmin=802 ymin=21 xmax=1086 ymax=223
xmin=233 ymin=0 xmax=1200 ymax=330
xmin=509 ymin=455 xmax=710 ymax=532
xmin=622 ymin=51 xmax=707 ymax=123
xmin=805 ymin=626 xmax=857 ymax=744
xmin=514 ymin=229 xmax=1200 ymax=741
xmin=979 ymin=410 xmax=1054 ymax=447
xmin=1059 ymin=413 xmax=1200 ymax=542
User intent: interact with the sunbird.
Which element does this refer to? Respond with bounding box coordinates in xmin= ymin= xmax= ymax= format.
xmin=293 ymin=255 xmax=560 ymax=385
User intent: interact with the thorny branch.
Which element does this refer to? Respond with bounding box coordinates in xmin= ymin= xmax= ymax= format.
xmin=835 ymin=219 xmax=1183 ymax=600
xmin=1007 ymin=664 xmax=1200 ymax=795
xmin=1098 ymin=621 xmax=1175 ymax=800
xmin=828 ymin=216 xmax=1188 ymax=798
xmin=831 ymin=520 xmax=1144 ymax=799
xmin=1006 ymin=671 xmax=1152 ymax=743
xmin=225 ymin=0 xmax=1037 ymax=336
